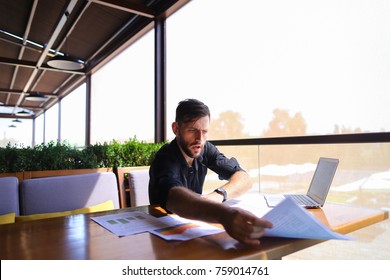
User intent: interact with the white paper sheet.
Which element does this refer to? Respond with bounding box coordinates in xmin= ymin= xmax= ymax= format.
xmin=262 ymin=197 xmax=354 ymax=240
xmin=262 ymin=193 xmax=286 ymax=207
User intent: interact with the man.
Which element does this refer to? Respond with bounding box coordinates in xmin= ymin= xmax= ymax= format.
xmin=149 ymin=99 xmax=272 ymax=246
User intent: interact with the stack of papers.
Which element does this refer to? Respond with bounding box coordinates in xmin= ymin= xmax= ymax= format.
xmin=92 ymin=196 xmax=353 ymax=241
xmin=91 ymin=211 xmax=224 ymax=241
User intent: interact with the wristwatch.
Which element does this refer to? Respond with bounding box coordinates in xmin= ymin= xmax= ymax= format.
xmin=214 ymin=187 xmax=228 ymax=203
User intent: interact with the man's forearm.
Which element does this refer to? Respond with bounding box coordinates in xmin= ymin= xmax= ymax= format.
xmin=165 ymin=171 xmax=252 ymax=224
xmin=222 ymin=170 xmax=252 ymax=199
xmin=206 ymin=170 xmax=252 ymax=202
xmin=166 ymin=186 xmax=230 ymax=224
xmin=166 ymin=185 xmax=273 ymax=247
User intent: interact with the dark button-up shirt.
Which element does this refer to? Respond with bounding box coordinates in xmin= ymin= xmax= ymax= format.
xmin=148 ymin=139 xmax=243 ymax=208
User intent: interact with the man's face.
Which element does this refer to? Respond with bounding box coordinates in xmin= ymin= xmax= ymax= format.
xmin=173 ymin=116 xmax=210 ymax=159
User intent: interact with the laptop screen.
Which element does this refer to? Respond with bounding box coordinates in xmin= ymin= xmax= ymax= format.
xmin=307 ymin=157 xmax=339 ymax=204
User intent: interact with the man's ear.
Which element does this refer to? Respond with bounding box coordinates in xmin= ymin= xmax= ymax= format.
xmin=172 ymin=122 xmax=179 ymax=136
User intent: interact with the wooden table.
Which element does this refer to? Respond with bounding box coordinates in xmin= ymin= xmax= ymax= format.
xmin=0 ymin=200 xmax=388 ymax=260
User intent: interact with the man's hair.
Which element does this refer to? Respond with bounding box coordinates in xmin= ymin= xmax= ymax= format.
xmin=175 ymin=99 xmax=210 ymax=125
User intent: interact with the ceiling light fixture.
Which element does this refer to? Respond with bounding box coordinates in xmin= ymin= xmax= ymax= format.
xmin=8 ymin=124 xmax=17 ymax=128
xmin=25 ymin=92 xmax=48 ymax=102
xmin=12 ymin=119 xmax=22 ymax=123
xmin=47 ymin=11 xmax=84 ymax=71
xmin=47 ymin=54 xmax=84 ymax=70
xmin=16 ymin=109 xmax=32 ymax=116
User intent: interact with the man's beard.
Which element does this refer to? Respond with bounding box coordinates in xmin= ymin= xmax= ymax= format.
xmin=177 ymin=136 xmax=201 ymax=159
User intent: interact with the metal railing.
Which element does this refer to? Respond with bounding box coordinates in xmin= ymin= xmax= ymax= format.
xmin=210 ymin=132 xmax=390 ymax=146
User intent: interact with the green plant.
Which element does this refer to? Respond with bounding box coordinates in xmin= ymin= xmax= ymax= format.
xmin=0 ymin=143 xmax=20 ymax=173
xmin=96 ymin=138 xmax=165 ymax=168
xmin=0 ymin=138 xmax=165 ymax=173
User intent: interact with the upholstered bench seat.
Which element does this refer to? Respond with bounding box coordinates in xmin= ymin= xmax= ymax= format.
xmin=20 ymin=172 xmax=120 ymax=215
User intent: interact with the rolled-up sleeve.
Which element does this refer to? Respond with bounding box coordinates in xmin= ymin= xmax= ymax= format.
xmin=203 ymin=142 xmax=243 ymax=180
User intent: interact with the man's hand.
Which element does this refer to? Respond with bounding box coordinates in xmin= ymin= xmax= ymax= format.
xmin=220 ymin=207 xmax=273 ymax=246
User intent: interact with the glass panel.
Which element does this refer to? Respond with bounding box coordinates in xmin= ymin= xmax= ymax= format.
xmin=0 ymin=118 xmax=32 ymax=147
xmin=212 ymin=143 xmax=390 ymax=210
xmin=61 ymin=84 xmax=86 ymax=147
xmin=203 ymin=145 xmax=260 ymax=194
xmin=167 ymin=0 xmax=390 ymax=140
xmin=91 ymin=31 xmax=154 ymax=143
xmin=34 ymin=115 xmax=44 ymax=145
xmin=45 ymin=104 xmax=59 ymax=143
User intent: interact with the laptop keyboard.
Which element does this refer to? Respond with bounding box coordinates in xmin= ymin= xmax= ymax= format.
xmin=284 ymin=194 xmax=318 ymax=206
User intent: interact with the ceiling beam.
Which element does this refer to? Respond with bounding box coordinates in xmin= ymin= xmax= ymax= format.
xmin=0 ymin=88 xmax=57 ymax=98
xmin=89 ymin=0 xmax=156 ymax=18
xmin=0 ymin=57 xmax=36 ymax=69
xmin=0 ymin=114 xmax=34 ymax=119
xmin=0 ymin=57 xmax=85 ymax=75
xmin=0 ymin=37 xmax=42 ymax=54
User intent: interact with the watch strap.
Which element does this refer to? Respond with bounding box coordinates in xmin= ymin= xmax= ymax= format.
xmin=214 ymin=187 xmax=227 ymax=202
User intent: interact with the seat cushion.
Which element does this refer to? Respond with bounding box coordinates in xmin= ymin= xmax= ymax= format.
xmin=128 ymin=169 xmax=150 ymax=207
xmin=20 ymin=172 xmax=119 ymax=215
xmin=0 ymin=177 xmax=20 ymax=215
xmin=16 ymin=200 xmax=115 ymax=222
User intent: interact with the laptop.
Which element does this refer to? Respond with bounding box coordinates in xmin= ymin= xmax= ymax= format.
xmin=264 ymin=157 xmax=339 ymax=208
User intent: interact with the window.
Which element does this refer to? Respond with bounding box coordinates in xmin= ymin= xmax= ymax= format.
xmin=167 ymin=0 xmax=390 ymax=211
xmin=91 ymin=31 xmax=154 ymax=144
xmin=34 ymin=115 xmax=44 ymax=145
xmin=61 ymin=84 xmax=86 ymax=147
xmin=0 ymin=118 xmax=32 ymax=147
xmin=44 ymin=104 xmax=59 ymax=143
xmin=167 ymin=0 xmax=390 ymax=140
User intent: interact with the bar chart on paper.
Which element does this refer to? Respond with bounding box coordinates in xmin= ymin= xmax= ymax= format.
xmin=91 ymin=211 xmax=224 ymax=241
